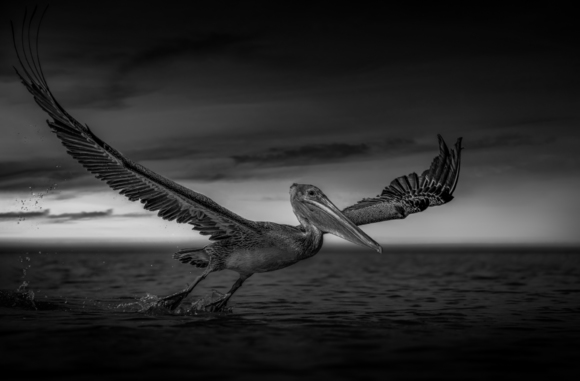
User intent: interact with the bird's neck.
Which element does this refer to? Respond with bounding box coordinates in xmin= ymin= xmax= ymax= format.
xmin=298 ymin=220 xmax=324 ymax=259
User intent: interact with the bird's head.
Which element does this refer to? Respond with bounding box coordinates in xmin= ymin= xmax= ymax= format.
xmin=290 ymin=183 xmax=382 ymax=253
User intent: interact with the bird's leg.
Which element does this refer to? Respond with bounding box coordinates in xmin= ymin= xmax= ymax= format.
xmin=206 ymin=274 xmax=252 ymax=312
xmin=155 ymin=270 xmax=210 ymax=311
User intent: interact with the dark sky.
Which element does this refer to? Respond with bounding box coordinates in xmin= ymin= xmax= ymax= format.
xmin=1 ymin=2 xmax=579 ymax=245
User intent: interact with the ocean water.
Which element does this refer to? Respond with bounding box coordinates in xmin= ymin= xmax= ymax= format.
xmin=1 ymin=245 xmax=579 ymax=380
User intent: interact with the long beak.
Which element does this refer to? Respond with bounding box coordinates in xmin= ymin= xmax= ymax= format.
xmin=305 ymin=197 xmax=382 ymax=253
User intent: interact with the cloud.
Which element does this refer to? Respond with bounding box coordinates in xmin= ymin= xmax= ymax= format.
xmin=0 ymin=210 xmax=49 ymax=219
xmin=48 ymin=210 xmax=152 ymax=222
xmin=52 ymin=80 xmax=141 ymax=110
xmin=118 ymin=33 xmax=260 ymax=74
xmin=0 ymin=209 xmax=151 ymax=223
xmin=4 ymin=49 xmax=140 ymax=111
xmin=0 ymin=136 xmax=425 ymax=193
xmin=127 ymin=142 xmax=201 ymax=161
xmin=232 ymin=142 xmax=370 ymax=166
xmin=373 ymin=137 xmax=422 ymax=154
xmin=507 ymin=116 xmax=576 ymax=128
xmin=33 ymin=33 xmax=265 ymax=111
xmin=470 ymin=133 xmax=556 ymax=150
xmin=48 ymin=209 xmax=113 ymax=221
xmin=114 ymin=212 xmax=152 ymax=218
xmin=0 ymin=160 xmax=92 ymax=192
xmin=49 ymin=192 xmax=80 ymax=201
xmin=230 ymin=137 xmax=426 ymax=168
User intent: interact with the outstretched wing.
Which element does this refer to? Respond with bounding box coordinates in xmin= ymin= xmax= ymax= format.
xmin=11 ymin=8 xmax=261 ymax=241
xmin=342 ymin=135 xmax=463 ymax=226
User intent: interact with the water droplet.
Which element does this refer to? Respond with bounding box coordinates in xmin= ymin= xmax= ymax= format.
xmin=17 ymin=280 xmax=29 ymax=293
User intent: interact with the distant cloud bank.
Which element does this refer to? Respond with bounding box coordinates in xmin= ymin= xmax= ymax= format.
xmin=0 ymin=209 xmax=150 ymax=223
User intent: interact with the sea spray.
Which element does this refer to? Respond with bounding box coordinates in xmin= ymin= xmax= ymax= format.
xmin=15 ymin=280 xmax=37 ymax=310
xmin=114 ymin=291 xmax=234 ymax=315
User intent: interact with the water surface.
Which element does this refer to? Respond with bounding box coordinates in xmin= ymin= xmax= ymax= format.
xmin=1 ymin=245 xmax=579 ymax=380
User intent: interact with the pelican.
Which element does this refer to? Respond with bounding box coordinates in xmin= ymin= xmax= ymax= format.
xmin=11 ymin=10 xmax=462 ymax=312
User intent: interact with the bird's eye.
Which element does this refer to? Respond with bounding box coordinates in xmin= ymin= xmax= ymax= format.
xmin=307 ymin=190 xmax=315 ymax=196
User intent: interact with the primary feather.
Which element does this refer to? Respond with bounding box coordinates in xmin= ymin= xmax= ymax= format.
xmin=11 ymin=8 xmax=260 ymax=242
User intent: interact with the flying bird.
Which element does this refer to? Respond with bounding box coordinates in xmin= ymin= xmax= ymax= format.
xmin=12 ymin=9 xmax=462 ymax=312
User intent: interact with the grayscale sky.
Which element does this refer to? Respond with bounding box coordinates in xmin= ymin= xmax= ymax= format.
xmin=0 ymin=2 xmax=578 ymax=246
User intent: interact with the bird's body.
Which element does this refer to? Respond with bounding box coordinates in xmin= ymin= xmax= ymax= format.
xmin=181 ymin=221 xmax=323 ymax=275
xmin=220 ymin=225 xmax=322 ymax=274
xmin=12 ymin=8 xmax=463 ymax=312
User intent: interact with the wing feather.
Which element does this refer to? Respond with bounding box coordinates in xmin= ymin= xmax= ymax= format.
xmin=12 ymin=9 xmax=261 ymax=241
xmin=343 ymin=135 xmax=463 ymax=226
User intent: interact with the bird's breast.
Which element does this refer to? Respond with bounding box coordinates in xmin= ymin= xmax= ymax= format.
xmin=224 ymin=246 xmax=302 ymax=274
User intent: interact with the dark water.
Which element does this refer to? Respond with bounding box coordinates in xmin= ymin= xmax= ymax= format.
xmin=1 ymin=245 xmax=579 ymax=380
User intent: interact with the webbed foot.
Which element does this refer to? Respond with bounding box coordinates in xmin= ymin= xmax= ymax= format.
xmin=203 ymin=293 xmax=231 ymax=312
xmin=154 ymin=290 xmax=188 ymax=311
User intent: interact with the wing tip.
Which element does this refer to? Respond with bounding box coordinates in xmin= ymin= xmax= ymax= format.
xmin=348 ymin=134 xmax=464 ymax=218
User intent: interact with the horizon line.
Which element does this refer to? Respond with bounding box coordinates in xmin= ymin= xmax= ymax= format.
xmin=1 ymin=238 xmax=579 ymax=250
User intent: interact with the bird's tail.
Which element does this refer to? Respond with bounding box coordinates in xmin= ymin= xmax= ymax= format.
xmin=173 ymin=248 xmax=209 ymax=268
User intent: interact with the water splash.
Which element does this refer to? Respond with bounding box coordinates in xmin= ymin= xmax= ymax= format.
xmin=14 ymin=184 xmax=58 ymax=225
xmin=15 ymin=280 xmax=37 ymax=310
xmin=187 ymin=290 xmax=233 ymax=314
xmin=113 ymin=291 xmax=233 ymax=315
xmin=111 ymin=293 xmax=161 ymax=313
xmin=19 ymin=255 xmax=32 ymax=278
